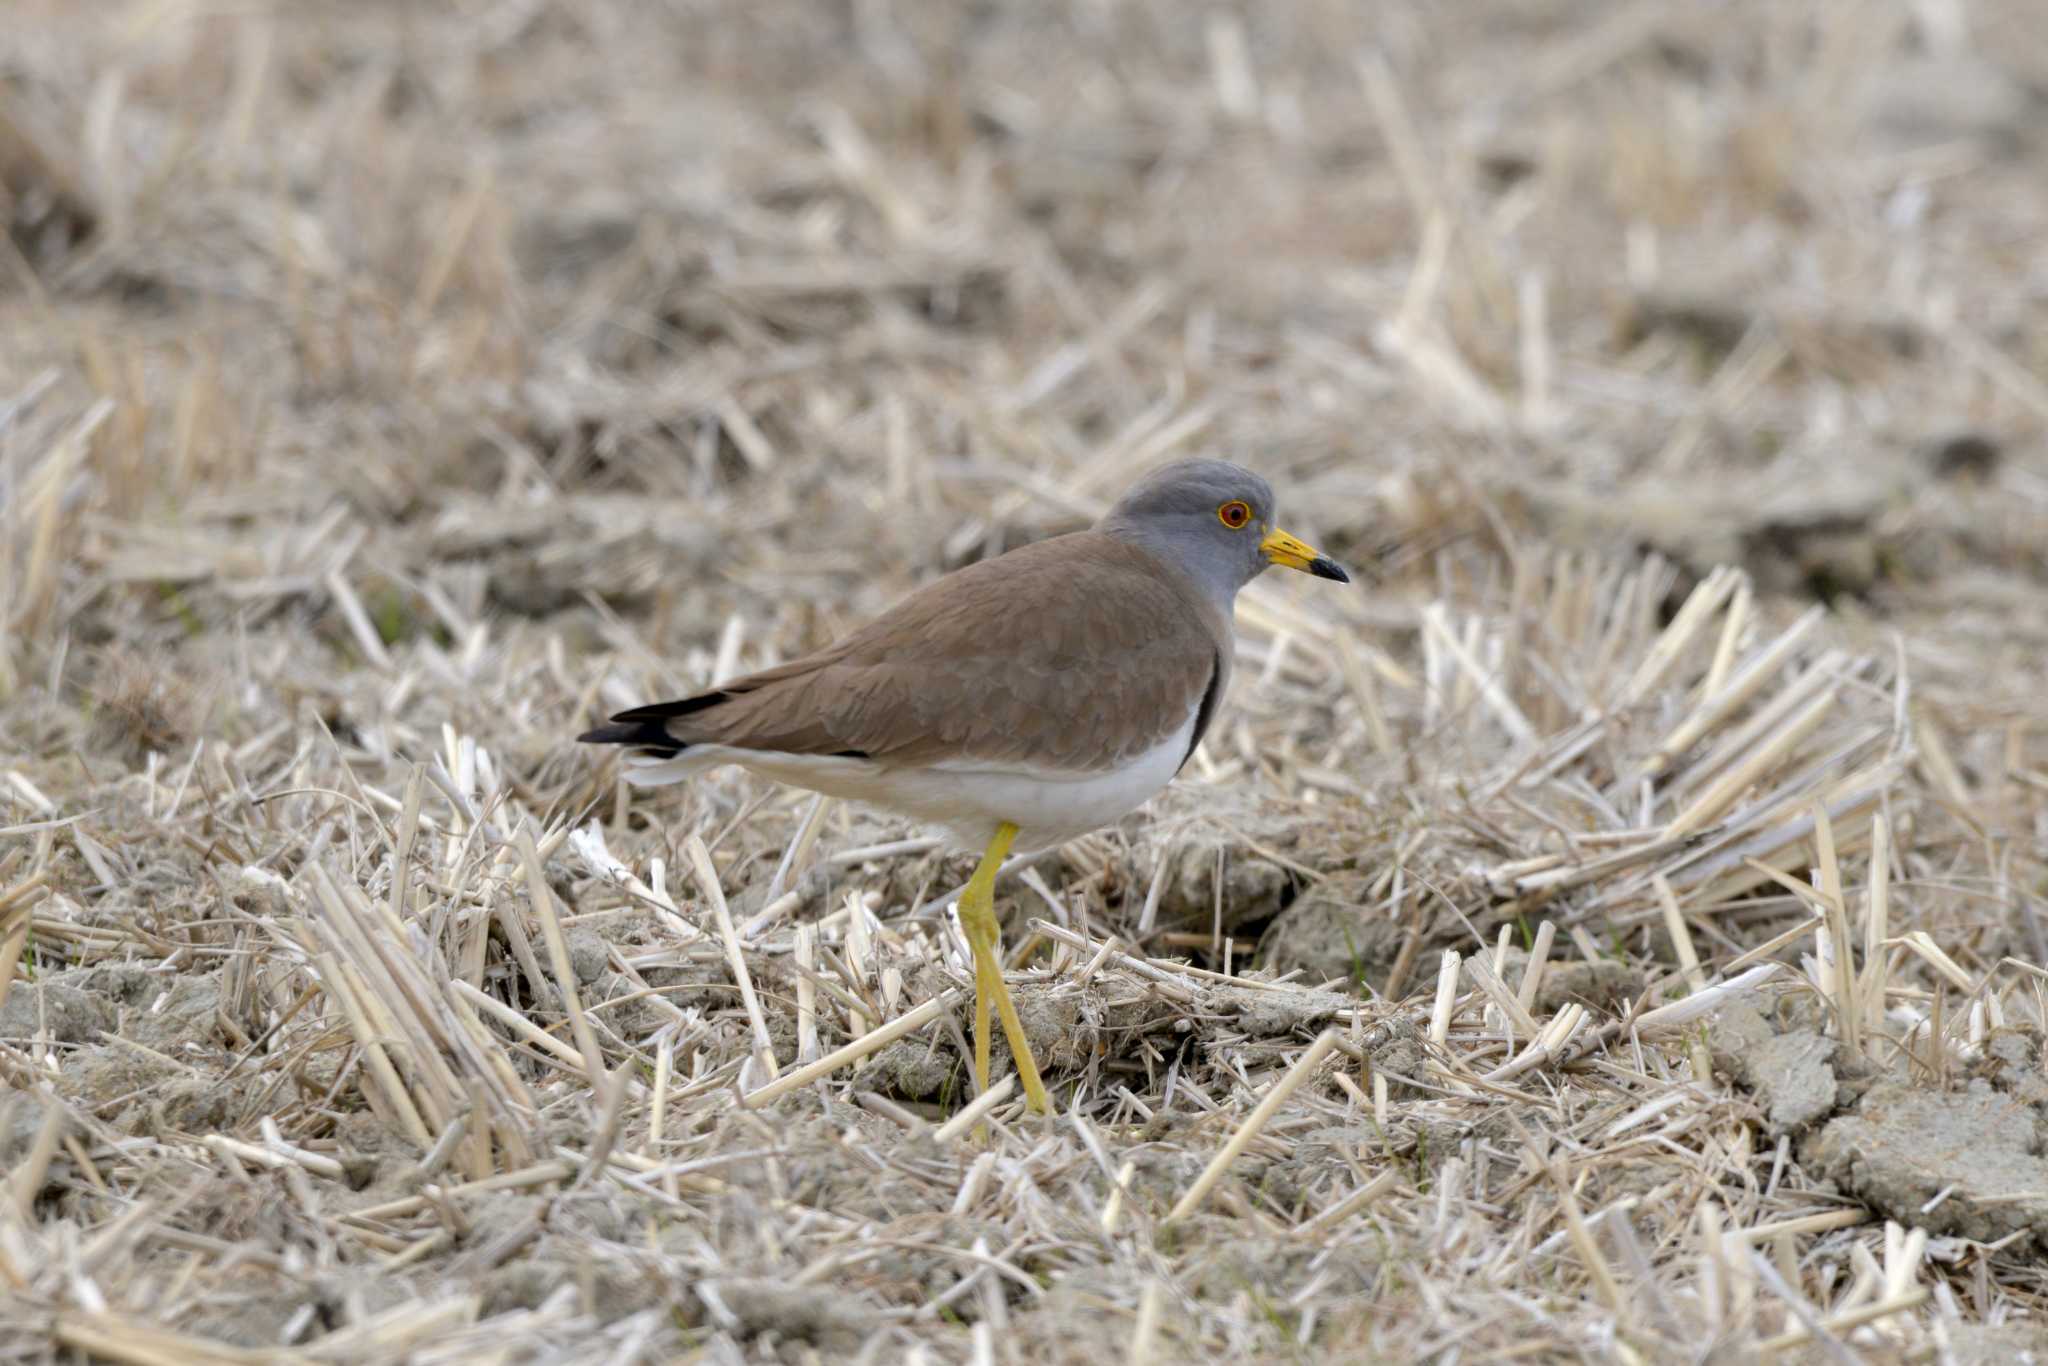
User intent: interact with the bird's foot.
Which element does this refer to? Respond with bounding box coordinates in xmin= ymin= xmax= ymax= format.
xmin=958 ymin=821 xmax=1050 ymax=1116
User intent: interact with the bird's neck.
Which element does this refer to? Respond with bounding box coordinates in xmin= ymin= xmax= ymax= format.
xmin=1099 ymin=522 xmax=1244 ymax=620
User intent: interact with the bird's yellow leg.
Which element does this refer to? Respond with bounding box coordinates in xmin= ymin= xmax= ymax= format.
xmin=957 ymin=821 xmax=1051 ymax=1114
xmin=971 ymin=935 xmax=994 ymax=1100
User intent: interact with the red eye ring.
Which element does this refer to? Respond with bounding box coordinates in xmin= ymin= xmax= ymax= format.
xmin=1218 ymin=500 xmax=1252 ymax=529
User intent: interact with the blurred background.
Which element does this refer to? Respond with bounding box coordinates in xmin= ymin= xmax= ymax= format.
xmin=6 ymin=0 xmax=2045 ymax=672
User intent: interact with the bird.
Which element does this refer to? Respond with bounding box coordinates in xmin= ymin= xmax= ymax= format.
xmin=578 ymin=459 xmax=1350 ymax=1113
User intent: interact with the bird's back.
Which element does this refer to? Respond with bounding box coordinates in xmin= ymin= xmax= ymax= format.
xmin=662 ymin=529 xmax=1231 ymax=772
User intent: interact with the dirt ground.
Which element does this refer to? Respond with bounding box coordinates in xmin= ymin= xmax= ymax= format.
xmin=5 ymin=1 xmax=2048 ymax=1361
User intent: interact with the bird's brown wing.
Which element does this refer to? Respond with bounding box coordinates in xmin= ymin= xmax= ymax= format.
xmin=626 ymin=531 xmax=1229 ymax=771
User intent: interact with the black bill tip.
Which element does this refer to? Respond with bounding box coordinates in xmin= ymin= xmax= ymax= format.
xmin=1308 ymin=555 xmax=1351 ymax=584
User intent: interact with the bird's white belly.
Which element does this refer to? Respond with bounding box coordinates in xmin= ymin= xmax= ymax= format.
xmin=628 ymin=712 xmax=1198 ymax=853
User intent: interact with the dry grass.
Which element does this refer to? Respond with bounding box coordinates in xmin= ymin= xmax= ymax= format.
xmin=5 ymin=1 xmax=2048 ymax=1360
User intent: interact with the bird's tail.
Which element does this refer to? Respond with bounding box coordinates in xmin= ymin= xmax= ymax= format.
xmin=577 ymin=716 xmax=726 ymax=787
xmin=575 ymin=718 xmax=684 ymax=757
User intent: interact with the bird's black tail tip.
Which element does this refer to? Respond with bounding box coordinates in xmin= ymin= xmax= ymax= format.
xmin=577 ymin=720 xmax=684 ymax=758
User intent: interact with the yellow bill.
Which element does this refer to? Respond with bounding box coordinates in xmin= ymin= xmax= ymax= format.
xmin=1260 ymin=528 xmax=1351 ymax=582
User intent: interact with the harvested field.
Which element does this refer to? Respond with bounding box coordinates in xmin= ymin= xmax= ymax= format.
xmin=5 ymin=1 xmax=2048 ymax=1361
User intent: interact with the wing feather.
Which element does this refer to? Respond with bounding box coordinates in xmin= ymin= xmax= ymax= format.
xmin=659 ymin=531 xmax=1228 ymax=771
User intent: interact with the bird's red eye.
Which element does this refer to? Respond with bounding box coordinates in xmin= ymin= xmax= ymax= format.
xmin=1218 ymin=500 xmax=1252 ymax=529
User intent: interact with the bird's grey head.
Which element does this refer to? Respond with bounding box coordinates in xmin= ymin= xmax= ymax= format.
xmin=1099 ymin=458 xmax=1349 ymax=607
